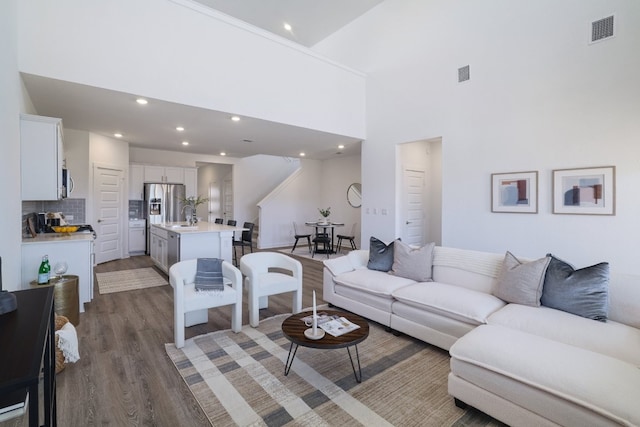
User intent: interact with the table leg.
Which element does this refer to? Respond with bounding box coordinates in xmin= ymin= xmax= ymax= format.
xmin=284 ymin=342 xmax=299 ymax=376
xmin=346 ymin=345 xmax=363 ymax=383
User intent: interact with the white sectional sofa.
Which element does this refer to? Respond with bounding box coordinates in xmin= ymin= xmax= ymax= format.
xmin=322 ymin=245 xmax=640 ymax=426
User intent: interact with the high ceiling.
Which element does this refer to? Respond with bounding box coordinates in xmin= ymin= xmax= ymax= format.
xmin=22 ymin=1 xmax=385 ymax=160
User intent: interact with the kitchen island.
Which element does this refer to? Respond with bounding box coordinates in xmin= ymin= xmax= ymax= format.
xmin=149 ymin=221 xmax=246 ymax=273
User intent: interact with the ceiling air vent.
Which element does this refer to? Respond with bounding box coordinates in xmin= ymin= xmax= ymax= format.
xmin=458 ymin=65 xmax=470 ymax=83
xmin=591 ymin=15 xmax=614 ymax=43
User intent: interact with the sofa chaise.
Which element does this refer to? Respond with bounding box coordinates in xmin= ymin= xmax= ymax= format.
xmin=322 ymin=242 xmax=640 ymax=426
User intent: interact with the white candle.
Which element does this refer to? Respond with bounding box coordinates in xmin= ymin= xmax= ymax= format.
xmin=312 ymin=290 xmax=317 ymax=335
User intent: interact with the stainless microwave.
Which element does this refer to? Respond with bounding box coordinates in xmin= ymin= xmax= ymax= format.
xmin=61 ymin=168 xmax=73 ymax=198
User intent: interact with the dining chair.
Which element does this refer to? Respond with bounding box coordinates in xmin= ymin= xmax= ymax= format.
xmin=312 ymin=233 xmax=331 ymax=258
xmin=233 ymin=222 xmax=254 ymax=266
xmin=336 ymin=222 xmax=358 ymax=253
xmin=227 ymin=219 xmax=237 ymax=226
xmin=169 ymin=259 xmax=243 ymax=348
xmin=239 ymin=252 xmax=302 ymax=327
xmin=291 ymin=221 xmax=312 ymax=253
xmin=214 ymin=218 xmax=223 ymax=224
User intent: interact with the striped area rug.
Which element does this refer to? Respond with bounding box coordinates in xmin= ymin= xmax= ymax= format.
xmin=96 ymin=267 xmax=168 ymax=294
xmin=165 ymin=313 xmax=503 ymax=426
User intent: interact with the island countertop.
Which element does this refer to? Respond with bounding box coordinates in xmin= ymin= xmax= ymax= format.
xmin=151 ymin=221 xmax=246 ymax=234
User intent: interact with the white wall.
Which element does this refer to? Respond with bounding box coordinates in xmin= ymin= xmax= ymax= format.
xmin=1 ymin=0 xmax=22 ymax=289
xmin=315 ymin=0 xmax=640 ymax=273
xmin=17 ymin=0 xmax=365 ymax=139
xmin=257 ymin=156 xmax=362 ymax=249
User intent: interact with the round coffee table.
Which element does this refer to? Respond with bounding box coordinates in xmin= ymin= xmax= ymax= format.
xmin=281 ymin=309 xmax=369 ymax=382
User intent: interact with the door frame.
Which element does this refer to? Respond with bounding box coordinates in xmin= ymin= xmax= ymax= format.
xmin=92 ymin=162 xmax=126 ymax=264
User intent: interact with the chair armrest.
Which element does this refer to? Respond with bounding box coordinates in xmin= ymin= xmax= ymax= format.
xmin=222 ymin=261 xmax=243 ymax=292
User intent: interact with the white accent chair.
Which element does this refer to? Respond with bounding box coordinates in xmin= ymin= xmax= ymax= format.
xmin=240 ymin=252 xmax=303 ymax=327
xmin=169 ymin=259 xmax=243 ymax=348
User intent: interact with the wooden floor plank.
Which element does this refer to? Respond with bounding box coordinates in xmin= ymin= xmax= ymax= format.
xmin=0 ymin=250 xmax=325 ymax=427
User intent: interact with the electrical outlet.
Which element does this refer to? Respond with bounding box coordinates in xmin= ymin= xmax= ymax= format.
xmin=66 ymin=215 xmax=74 ymax=220
xmin=381 ymin=209 xmax=387 ymax=215
xmin=373 ymin=208 xmax=378 ymax=215
xmin=366 ymin=208 xmax=370 ymax=214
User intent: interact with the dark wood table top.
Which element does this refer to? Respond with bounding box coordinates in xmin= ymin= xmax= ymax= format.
xmin=281 ymin=309 xmax=369 ymax=350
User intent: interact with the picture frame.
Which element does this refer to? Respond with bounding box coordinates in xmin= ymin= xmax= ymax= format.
xmin=491 ymin=171 xmax=538 ymax=213
xmin=552 ymin=166 xmax=615 ymax=215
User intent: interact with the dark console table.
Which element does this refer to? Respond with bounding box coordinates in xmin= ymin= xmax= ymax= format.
xmin=0 ymin=287 xmax=56 ymax=426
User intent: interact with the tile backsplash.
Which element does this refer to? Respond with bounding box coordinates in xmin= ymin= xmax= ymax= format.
xmin=22 ymin=198 xmax=86 ymax=224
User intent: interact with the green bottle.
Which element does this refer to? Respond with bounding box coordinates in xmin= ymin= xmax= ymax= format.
xmin=37 ymin=255 xmax=50 ymax=284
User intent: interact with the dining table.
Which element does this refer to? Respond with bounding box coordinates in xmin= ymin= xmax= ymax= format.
xmin=305 ymin=221 xmax=344 ymax=254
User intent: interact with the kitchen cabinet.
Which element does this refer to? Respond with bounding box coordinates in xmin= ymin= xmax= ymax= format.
xmin=20 ymin=114 xmax=64 ymax=201
xmin=184 ymin=167 xmax=197 ymax=198
xmin=129 ymin=164 xmax=144 ymax=200
xmin=149 ymin=226 xmax=168 ymax=272
xmin=144 ymin=165 xmax=184 ymax=184
xmin=21 ymin=236 xmax=94 ymax=313
xmin=128 ymin=219 xmax=146 ymax=254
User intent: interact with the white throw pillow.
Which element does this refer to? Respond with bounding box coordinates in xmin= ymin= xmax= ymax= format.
xmin=392 ymin=241 xmax=435 ymax=282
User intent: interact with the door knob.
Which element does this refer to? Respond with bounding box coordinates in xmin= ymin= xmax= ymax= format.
xmin=406 ymin=221 xmax=411 ymax=224
xmin=97 ymin=219 xmax=103 ymax=223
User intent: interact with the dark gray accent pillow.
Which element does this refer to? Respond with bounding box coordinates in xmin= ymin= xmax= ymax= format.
xmin=541 ymin=254 xmax=609 ymax=322
xmin=367 ymin=237 xmax=397 ymax=272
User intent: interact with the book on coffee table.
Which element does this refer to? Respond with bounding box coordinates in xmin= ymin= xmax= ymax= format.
xmin=319 ymin=316 xmax=360 ymax=337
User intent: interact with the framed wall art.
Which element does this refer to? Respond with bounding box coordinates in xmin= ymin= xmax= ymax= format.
xmin=552 ymin=166 xmax=615 ymax=215
xmin=491 ymin=171 xmax=538 ymax=213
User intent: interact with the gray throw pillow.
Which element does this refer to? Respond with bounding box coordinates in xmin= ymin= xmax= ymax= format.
xmin=392 ymin=240 xmax=435 ymax=282
xmin=541 ymin=254 xmax=609 ymax=322
xmin=367 ymin=237 xmax=397 ymax=272
xmin=493 ymin=251 xmax=550 ymax=306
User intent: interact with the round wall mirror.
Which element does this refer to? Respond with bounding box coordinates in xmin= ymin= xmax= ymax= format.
xmin=347 ymin=183 xmax=362 ymax=208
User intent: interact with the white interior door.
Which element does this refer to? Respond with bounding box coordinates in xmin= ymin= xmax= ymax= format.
xmin=402 ymin=169 xmax=425 ymax=247
xmin=208 ymin=180 xmax=221 ymax=222
xmin=94 ymin=164 xmax=124 ymax=264
xmin=223 ymin=176 xmax=233 ymax=222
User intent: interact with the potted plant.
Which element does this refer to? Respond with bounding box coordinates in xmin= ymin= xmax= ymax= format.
xmin=181 ymin=195 xmax=209 ymax=225
xmin=318 ymin=207 xmax=331 ymax=224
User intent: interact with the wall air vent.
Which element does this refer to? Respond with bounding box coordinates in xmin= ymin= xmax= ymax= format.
xmin=458 ymin=65 xmax=470 ymax=83
xmin=591 ymin=15 xmax=615 ymax=43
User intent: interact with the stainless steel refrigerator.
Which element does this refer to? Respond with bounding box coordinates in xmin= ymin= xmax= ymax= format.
xmin=144 ymin=183 xmax=185 ymax=254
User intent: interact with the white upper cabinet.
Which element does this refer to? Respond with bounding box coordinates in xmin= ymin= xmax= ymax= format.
xmin=143 ymin=165 xmax=184 ymax=184
xmin=20 ymin=114 xmax=64 ymax=201
xmin=129 ymin=164 xmax=144 ymax=200
xmin=164 ymin=167 xmax=184 ymax=184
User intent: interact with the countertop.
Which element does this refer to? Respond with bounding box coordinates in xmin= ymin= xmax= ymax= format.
xmin=22 ymin=232 xmax=94 ymax=244
xmin=151 ymin=221 xmax=246 ymax=234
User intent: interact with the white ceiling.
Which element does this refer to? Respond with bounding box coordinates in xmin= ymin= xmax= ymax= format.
xmin=22 ymin=1 xmax=384 ymax=160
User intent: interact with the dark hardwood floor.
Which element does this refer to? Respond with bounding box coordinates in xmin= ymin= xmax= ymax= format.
xmin=1 ymin=248 xmax=325 ymax=427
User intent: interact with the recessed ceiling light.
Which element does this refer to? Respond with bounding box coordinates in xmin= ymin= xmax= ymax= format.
xmin=220 ymin=152 xmax=226 ymax=156
xmin=136 ymin=98 xmax=148 ymax=105
xmin=176 ymin=126 xmax=184 ymax=131
xmin=231 ymin=116 xmax=240 ymax=122
xmin=181 ymin=141 xmax=189 ymax=146
xmin=300 ymin=152 xmax=306 ymax=157
xmin=338 ymin=144 xmax=345 ymax=149
xmin=114 ymin=133 xmax=123 ymax=138
xmin=284 ymin=22 xmax=292 ymax=32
